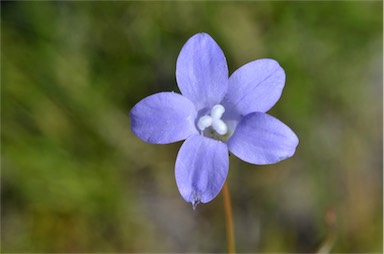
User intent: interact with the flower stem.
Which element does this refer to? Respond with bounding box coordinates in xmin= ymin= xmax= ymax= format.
xmin=223 ymin=181 xmax=236 ymax=254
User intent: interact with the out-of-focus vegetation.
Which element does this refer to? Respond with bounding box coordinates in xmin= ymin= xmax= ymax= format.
xmin=2 ymin=2 xmax=382 ymax=253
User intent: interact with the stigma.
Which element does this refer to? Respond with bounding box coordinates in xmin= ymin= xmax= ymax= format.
xmin=197 ymin=104 xmax=228 ymax=136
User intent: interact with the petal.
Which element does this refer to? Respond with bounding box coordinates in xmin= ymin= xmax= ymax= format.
xmin=130 ymin=92 xmax=198 ymax=144
xmin=228 ymin=112 xmax=298 ymax=165
xmin=224 ymin=59 xmax=286 ymax=115
xmin=175 ymin=135 xmax=229 ymax=207
xmin=176 ymin=33 xmax=229 ymax=110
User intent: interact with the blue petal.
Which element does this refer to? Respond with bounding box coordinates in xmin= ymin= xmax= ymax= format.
xmin=228 ymin=112 xmax=298 ymax=164
xmin=224 ymin=59 xmax=285 ymax=116
xmin=175 ymin=135 xmax=229 ymax=207
xmin=130 ymin=92 xmax=198 ymax=144
xmin=176 ymin=33 xmax=229 ymax=111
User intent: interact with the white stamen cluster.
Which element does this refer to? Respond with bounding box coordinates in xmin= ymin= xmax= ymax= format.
xmin=197 ymin=104 xmax=228 ymax=135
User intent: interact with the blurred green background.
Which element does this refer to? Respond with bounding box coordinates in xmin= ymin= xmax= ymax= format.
xmin=2 ymin=2 xmax=383 ymax=253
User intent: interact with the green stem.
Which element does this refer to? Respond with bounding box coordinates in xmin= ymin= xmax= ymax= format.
xmin=223 ymin=181 xmax=236 ymax=254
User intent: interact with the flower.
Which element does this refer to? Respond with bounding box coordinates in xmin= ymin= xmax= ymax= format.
xmin=130 ymin=33 xmax=299 ymax=208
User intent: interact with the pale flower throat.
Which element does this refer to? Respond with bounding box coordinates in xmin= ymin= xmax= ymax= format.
xmin=197 ymin=104 xmax=228 ymax=138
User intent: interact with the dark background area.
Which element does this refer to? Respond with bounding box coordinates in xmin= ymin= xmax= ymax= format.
xmin=2 ymin=2 xmax=383 ymax=253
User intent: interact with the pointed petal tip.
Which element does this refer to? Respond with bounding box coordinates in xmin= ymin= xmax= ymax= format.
xmin=190 ymin=192 xmax=201 ymax=210
xmin=191 ymin=200 xmax=200 ymax=210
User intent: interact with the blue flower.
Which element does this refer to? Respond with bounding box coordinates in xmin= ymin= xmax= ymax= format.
xmin=130 ymin=33 xmax=299 ymax=208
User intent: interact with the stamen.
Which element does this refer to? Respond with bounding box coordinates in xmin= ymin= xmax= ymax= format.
xmin=211 ymin=104 xmax=225 ymax=119
xmin=212 ymin=119 xmax=228 ymax=135
xmin=197 ymin=115 xmax=213 ymax=131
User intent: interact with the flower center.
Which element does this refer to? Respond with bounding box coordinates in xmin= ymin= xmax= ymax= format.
xmin=197 ymin=104 xmax=228 ymax=136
